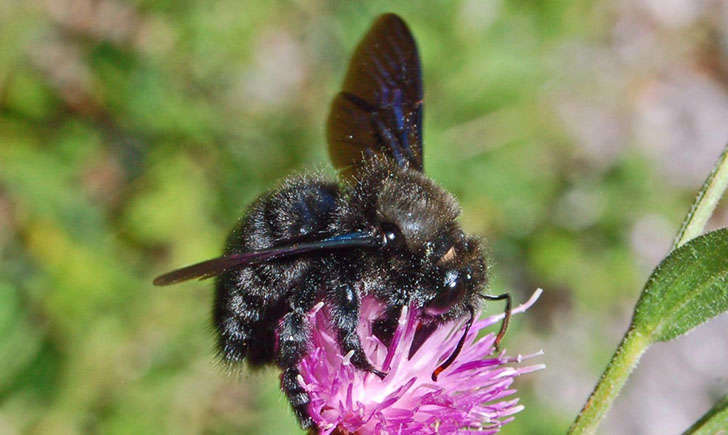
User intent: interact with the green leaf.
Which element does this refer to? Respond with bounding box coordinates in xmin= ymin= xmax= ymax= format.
xmin=684 ymin=395 xmax=728 ymax=435
xmin=632 ymin=228 xmax=728 ymax=342
xmin=674 ymin=146 xmax=728 ymax=249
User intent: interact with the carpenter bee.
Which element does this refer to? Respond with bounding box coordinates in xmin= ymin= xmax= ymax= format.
xmin=154 ymin=13 xmax=511 ymax=429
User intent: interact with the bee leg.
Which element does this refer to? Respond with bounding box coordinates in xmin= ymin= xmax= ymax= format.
xmin=480 ymin=292 xmax=512 ymax=352
xmin=330 ymin=284 xmax=387 ymax=379
xmin=277 ymin=309 xmax=314 ymax=429
xmin=281 ymin=366 xmax=313 ymax=429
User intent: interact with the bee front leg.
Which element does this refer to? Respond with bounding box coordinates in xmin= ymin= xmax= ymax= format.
xmin=330 ymin=284 xmax=387 ymax=379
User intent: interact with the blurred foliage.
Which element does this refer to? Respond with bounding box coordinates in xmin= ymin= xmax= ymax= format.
xmin=1 ymin=0 xmax=727 ymax=434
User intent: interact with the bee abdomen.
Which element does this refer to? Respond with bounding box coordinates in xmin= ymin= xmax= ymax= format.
xmin=214 ymin=176 xmax=342 ymax=366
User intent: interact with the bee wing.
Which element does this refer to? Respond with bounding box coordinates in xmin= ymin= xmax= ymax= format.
xmin=153 ymin=253 xmax=271 ymax=285
xmin=327 ymin=13 xmax=423 ymax=177
xmin=153 ymin=232 xmax=379 ymax=286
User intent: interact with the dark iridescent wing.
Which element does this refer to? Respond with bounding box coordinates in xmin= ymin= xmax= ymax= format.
xmin=153 ymin=232 xmax=378 ymax=286
xmin=327 ymin=13 xmax=424 ymax=177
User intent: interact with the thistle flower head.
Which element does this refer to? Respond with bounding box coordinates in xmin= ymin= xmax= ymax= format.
xmin=297 ymin=290 xmax=544 ymax=434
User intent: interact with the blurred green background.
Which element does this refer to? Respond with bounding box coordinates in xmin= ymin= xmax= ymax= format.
xmin=2 ymin=0 xmax=728 ymax=433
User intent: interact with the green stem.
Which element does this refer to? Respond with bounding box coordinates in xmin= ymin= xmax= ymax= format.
xmin=683 ymin=395 xmax=728 ymax=434
xmin=567 ymin=328 xmax=650 ymax=434
xmin=673 ymin=145 xmax=728 ymax=249
xmin=569 ymin=144 xmax=728 ymax=434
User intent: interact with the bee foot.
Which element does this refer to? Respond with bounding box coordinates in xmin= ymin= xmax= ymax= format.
xmin=368 ymin=368 xmax=388 ymax=379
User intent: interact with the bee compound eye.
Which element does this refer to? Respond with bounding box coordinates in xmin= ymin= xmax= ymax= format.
xmin=443 ymin=269 xmax=460 ymax=289
xmin=425 ymin=270 xmax=465 ymax=316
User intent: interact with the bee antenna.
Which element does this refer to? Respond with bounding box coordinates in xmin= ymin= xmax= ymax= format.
xmin=431 ymin=305 xmax=474 ymax=381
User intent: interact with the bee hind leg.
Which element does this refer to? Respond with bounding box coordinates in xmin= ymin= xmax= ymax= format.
xmin=277 ymin=309 xmax=315 ymax=429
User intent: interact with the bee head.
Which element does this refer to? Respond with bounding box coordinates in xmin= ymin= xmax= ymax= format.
xmin=375 ymin=212 xmax=487 ymax=319
xmin=422 ymin=232 xmax=486 ymax=318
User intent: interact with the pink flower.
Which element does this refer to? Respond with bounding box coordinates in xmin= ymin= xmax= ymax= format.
xmin=297 ymin=290 xmax=544 ymax=434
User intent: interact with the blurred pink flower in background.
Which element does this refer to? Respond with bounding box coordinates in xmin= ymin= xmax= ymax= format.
xmin=298 ymin=290 xmax=544 ymax=434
